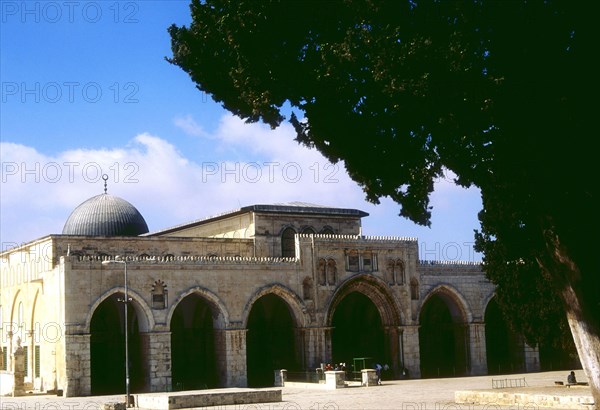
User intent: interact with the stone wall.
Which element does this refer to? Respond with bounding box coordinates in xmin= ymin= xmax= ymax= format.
xmin=0 ymin=209 xmax=540 ymax=396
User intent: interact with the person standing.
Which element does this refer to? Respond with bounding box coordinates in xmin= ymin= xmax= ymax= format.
xmin=375 ymin=363 xmax=383 ymax=385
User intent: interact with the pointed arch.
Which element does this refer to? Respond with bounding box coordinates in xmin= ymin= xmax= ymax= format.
xmin=244 ymin=284 xmax=307 ymax=387
xmin=325 ymin=274 xmax=403 ymax=328
xmin=420 ymin=284 xmax=472 ymax=323
xmin=167 ymin=287 xmax=229 ymax=330
xmin=418 ymin=285 xmax=471 ymax=378
xmin=484 ymin=296 xmax=525 ymax=374
xmin=325 ymin=274 xmax=403 ymax=377
xmin=89 ymin=288 xmax=150 ymax=394
xmin=169 ymin=287 xmax=229 ymax=389
xmin=242 ymin=284 xmax=307 ymax=328
xmin=85 ymin=288 xmax=154 ymax=333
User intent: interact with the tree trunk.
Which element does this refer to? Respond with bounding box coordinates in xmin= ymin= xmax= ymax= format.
xmin=539 ymin=233 xmax=600 ymax=409
xmin=564 ymin=303 xmax=600 ymax=409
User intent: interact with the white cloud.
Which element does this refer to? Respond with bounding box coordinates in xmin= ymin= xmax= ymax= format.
xmin=1 ymin=113 xmax=482 ymax=261
xmin=173 ymin=114 xmax=208 ymax=138
xmin=0 ymin=114 xmax=364 ymax=246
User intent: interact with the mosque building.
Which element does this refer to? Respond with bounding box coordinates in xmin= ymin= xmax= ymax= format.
xmin=0 ymin=184 xmax=542 ymax=396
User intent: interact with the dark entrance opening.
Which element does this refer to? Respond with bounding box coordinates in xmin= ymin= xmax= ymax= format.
xmin=247 ymin=294 xmax=297 ymax=387
xmin=331 ymin=292 xmax=384 ymax=369
xmin=419 ymin=294 xmax=468 ymax=378
xmin=170 ymin=294 xmax=218 ymax=390
xmin=90 ymin=294 xmax=143 ymax=395
xmin=539 ymin=330 xmax=580 ymax=372
xmin=485 ymin=298 xmax=525 ymax=374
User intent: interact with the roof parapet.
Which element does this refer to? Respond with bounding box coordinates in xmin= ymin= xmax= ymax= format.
xmin=72 ymin=254 xmax=299 ymax=265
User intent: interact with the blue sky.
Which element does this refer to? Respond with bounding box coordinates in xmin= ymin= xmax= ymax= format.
xmin=1 ymin=1 xmax=482 ymax=261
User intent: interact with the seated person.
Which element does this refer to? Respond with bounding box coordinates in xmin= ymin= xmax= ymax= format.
xmin=567 ymin=371 xmax=577 ymax=384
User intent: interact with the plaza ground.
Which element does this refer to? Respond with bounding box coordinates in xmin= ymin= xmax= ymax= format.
xmin=0 ymin=370 xmax=593 ymax=409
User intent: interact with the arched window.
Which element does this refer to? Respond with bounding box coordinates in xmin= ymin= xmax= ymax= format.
xmin=410 ymin=278 xmax=419 ymax=300
xmin=386 ymin=259 xmax=395 ymax=284
xmin=326 ymin=259 xmax=337 ymax=285
xmin=321 ymin=226 xmax=334 ymax=235
xmin=396 ymin=259 xmax=406 ymax=285
xmin=281 ymin=227 xmax=296 ymax=258
xmin=302 ymin=227 xmax=316 ymax=235
xmin=302 ymin=277 xmax=313 ymax=300
xmin=318 ymin=258 xmax=327 ymax=286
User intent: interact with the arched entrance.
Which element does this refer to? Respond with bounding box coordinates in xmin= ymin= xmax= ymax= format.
xmin=419 ymin=292 xmax=469 ymax=378
xmin=246 ymin=294 xmax=298 ymax=387
xmin=331 ymin=291 xmax=384 ymax=367
xmin=325 ymin=275 xmax=402 ymax=378
xmin=485 ymin=298 xmax=525 ymax=374
xmin=170 ymin=294 xmax=219 ymax=390
xmin=90 ymin=294 xmax=144 ymax=395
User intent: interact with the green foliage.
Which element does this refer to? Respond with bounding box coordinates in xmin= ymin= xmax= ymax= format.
xmin=168 ymin=0 xmax=598 ymax=354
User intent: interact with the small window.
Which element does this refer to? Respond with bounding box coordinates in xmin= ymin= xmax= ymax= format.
xmin=410 ymin=278 xmax=419 ymax=300
xmin=346 ymin=251 xmax=359 ymax=272
xmin=302 ymin=227 xmax=316 ymax=235
xmin=151 ymin=280 xmax=168 ymax=309
xmin=1 ymin=347 xmax=7 ymax=370
xmin=361 ymin=252 xmax=378 ymax=272
xmin=318 ymin=258 xmax=327 ymax=286
xmin=23 ymin=346 xmax=29 ymax=377
xmin=281 ymin=227 xmax=296 ymax=258
xmin=321 ymin=227 xmax=334 ymax=235
xmin=326 ymin=259 xmax=337 ymax=285
xmin=302 ymin=277 xmax=313 ymax=300
xmin=396 ymin=259 xmax=405 ymax=285
xmin=363 ymin=256 xmax=371 ymax=269
xmin=34 ymin=345 xmax=40 ymax=378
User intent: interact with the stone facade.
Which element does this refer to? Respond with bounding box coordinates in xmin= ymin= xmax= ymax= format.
xmin=0 ymin=202 xmax=539 ymax=396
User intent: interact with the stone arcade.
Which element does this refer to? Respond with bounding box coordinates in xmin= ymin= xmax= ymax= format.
xmin=0 ymin=190 xmax=540 ymax=396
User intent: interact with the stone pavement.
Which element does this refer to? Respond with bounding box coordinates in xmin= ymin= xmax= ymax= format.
xmin=0 ymin=370 xmax=593 ymax=410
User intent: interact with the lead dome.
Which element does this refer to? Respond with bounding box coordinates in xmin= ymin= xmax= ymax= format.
xmin=62 ymin=193 xmax=149 ymax=236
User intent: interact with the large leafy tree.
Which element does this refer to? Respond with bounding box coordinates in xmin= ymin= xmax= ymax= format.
xmin=168 ymin=0 xmax=598 ymax=403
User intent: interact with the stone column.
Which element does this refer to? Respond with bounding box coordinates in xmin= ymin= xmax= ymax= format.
xmin=216 ymin=329 xmax=247 ymax=387
xmin=524 ymin=343 xmax=540 ymax=372
xmin=322 ymin=327 xmax=333 ymax=366
xmin=12 ymin=341 xmax=25 ymax=397
xmin=63 ymin=334 xmax=91 ymax=397
xmin=399 ymin=325 xmax=420 ymax=378
xmin=140 ymin=331 xmax=171 ymax=392
xmin=301 ymin=327 xmax=333 ymax=370
xmin=468 ymin=322 xmax=488 ymax=375
xmin=383 ymin=326 xmax=400 ymax=377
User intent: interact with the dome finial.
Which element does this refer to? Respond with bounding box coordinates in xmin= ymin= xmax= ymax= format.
xmin=102 ymin=174 xmax=109 ymax=194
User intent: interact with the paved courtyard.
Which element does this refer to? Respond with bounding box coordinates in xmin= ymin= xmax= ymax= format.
xmin=0 ymin=370 xmax=592 ymax=409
